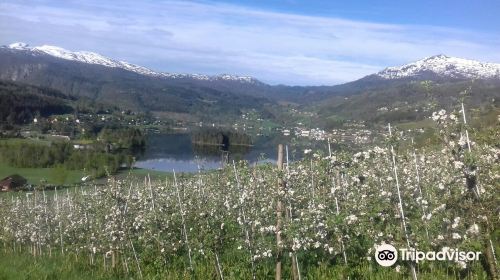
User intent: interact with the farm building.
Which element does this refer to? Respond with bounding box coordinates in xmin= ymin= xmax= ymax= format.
xmin=0 ymin=174 xmax=27 ymax=191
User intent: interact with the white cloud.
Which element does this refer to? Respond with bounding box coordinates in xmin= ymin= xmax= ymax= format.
xmin=0 ymin=0 xmax=499 ymax=85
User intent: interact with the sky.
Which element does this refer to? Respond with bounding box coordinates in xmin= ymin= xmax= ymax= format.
xmin=1 ymin=0 xmax=499 ymax=85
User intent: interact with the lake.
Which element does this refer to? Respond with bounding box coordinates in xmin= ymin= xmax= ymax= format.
xmin=134 ymin=132 xmax=318 ymax=172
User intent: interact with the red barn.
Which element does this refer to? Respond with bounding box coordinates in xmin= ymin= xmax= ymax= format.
xmin=0 ymin=174 xmax=27 ymax=191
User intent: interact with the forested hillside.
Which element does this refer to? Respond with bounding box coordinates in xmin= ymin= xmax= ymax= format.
xmin=0 ymin=81 xmax=74 ymax=126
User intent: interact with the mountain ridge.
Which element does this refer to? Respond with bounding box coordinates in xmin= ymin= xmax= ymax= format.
xmin=0 ymin=45 xmax=277 ymax=121
xmin=5 ymin=42 xmax=500 ymax=88
xmin=1 ymin=42 xmax=500 ymax=125
xmin=4 ymin=42 xmax=260 ymax=84
xmin=373 ymin=54 xmax=500 ymax=80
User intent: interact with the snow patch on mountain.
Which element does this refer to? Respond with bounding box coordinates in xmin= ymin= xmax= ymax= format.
xmin=8 ymin=42 xmax=30 ymax=50
xmin=376 ymin=54 xmax=500 ymax=80
xmin=4 ymin=42 xmax=258 ymax=83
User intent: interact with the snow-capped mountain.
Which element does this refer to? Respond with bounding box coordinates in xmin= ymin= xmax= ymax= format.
xmin=375 ymin=54 xmax=500 ymax=80
xmin=4 ymin=42 xmax=258 ymax=83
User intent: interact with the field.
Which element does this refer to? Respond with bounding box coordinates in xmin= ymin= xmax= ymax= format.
xmin=0 ymin=162 xmax=84 ymax=186
xmin=0 ymin=138 xmax=84 ymax=185
xmin=0 ymin=110 xmax=498 ymax=279
xmin=0 ymin=161 xmax=173 ymax=188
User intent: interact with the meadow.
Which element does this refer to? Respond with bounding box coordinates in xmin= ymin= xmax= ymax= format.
xmin=0 ymin=162 xmax=84 ymax=186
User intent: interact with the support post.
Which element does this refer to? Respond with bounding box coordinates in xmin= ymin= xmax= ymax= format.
xmin=275 ymin=144 xmax=284 ymax=280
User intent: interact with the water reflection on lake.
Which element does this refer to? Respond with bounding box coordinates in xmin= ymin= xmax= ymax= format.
xmin=135 ymin=157 xmax=222 ymax=173
xmin=135 ymin=133 xmax=307 ymax=172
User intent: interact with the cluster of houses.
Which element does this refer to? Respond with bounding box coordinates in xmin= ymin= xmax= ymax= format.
xmin=282 ymin=127 xmax=328 ymax=141
xmin=329 ymin=128 xmax=373 ymax=144
xmin=33 ymin=110 xmax=165 ymax=133
xmin=278 ymin=125 xmax=375 ymax=145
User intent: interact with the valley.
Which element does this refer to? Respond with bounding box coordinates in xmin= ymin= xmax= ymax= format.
xmin=1 ymin=43 xmax=499 ymax=185
xmin=0 ymin=41 xmax=498 ymax=279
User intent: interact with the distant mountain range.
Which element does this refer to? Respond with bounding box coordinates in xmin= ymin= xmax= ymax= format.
xmin=315 ymin=55 xmax=500 ymax=124
xmin=1 ymin=42 xmax=499 ymax=124
xmin=374 ymin=54 xmax=500 ymax=80
xmin=0 ymin=43 xmax=278 ymax=122
xmin=6 ymin=43 xmax=259 ymax=84
xmin=6 ymin=43 xmax=500 ymax=84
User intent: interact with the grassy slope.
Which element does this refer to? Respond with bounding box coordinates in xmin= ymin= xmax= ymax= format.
xmin=0 ymin=138 xmax=162 ymax=185
xmin=0 ymin=162 xmax=84 ymax=185
xmin=0 ymin=138 xmax=85 ymax=185
xmin=0 ymin=164 xmax=173 ymax=187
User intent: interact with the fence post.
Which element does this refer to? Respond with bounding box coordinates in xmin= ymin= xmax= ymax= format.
xmin=276 ymin=144 xmax=284 ymax=280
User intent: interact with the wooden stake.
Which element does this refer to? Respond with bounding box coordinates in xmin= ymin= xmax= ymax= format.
xmin=388 ymin=124 xmax=418 ymax=280
xmin=173 ymin=170 xmax=193 ymax=271
xmin=112 ymin=250 xmax=116 ymax=269
xmin=286 ymin=145 xmax=300 ymax=280
xmin=276 ymin=144 xmax=284 ymax=280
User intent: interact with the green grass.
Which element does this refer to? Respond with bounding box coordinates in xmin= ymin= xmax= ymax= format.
xmin=0 ymin=161 xmax=168 ymax=187
xmin=0 ymin=137 xmax=77 ymax=185
xmin=111 ymin=167 xmax=208 ymax=181
xmin=0 ymin=137 xmax=52 ymax=146
xmin=395 ymin=118 xmax=436 ymax=130
xmin=126 ymin=167 xmax=171 ymax=179
xmin=0 ymin=162 xmax=84 ymax=185
xmin=72 ymin=139 xmax=95 ymax=145
xmin=91 ymin=167 xmax=172 ymax=185
xmin=0 ymin=250 xmax=487 ymax=280
xmin=0 ymin=251 xmax=125 ymax=280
